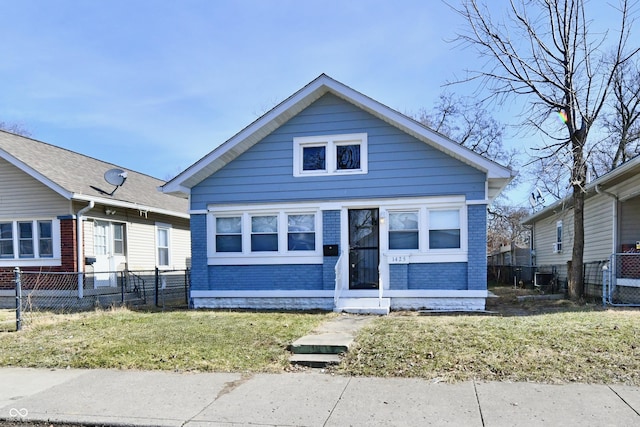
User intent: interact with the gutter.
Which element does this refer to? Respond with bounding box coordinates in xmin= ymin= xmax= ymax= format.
xmin=76 ymin=201 xmax=94 ymax=298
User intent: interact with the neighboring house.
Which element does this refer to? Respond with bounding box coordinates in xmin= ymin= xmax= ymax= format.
xmin=487 ymin=243 xmax=531 ymax=267
xmin=162 ymin=74 xmax=513 ymax=313
xmin=523 ymin=155 xmax=640 ymax=294
xmin=0 ymin=131 xmax=190 ymax=289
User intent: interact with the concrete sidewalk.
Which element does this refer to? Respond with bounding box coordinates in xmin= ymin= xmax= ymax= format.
xmin=1 ymin=368 xmax=639 ymax=426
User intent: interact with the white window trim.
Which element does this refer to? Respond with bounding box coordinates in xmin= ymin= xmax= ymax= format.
xmin=156 ymin=222 xmax=172 ymax=268
xmin=554 ymin=220 xmax=563 ymax=253
xmin=379 ymin=204 xmax=468 ymax=264
xmin=208 ymin=207 xmax=322 ymax=265
xmin=0 ymin=219 xmax=62 ymax=267
xmin=293 ymin=133 xmax=368 ymax=177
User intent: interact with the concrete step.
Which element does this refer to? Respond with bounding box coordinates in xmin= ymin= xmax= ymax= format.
xmin=289 ymin=353 xmax=342 ymax=368
xmin=290 ymin=333 xmax=353 ymax=354
xmin=334 ymin=297 xmax=390 ymax=315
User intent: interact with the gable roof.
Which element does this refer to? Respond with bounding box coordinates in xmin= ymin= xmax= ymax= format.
xmin=523 ymin=154 xmax=640 ymax=225
xmin=0 ymin=130 xmax=188 ymax=218
xmin=161 ymin=74 xmax=514 ymax=200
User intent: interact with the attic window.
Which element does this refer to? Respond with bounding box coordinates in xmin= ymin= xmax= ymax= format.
xmin=293 ymin=133 xmax=367 ymax=177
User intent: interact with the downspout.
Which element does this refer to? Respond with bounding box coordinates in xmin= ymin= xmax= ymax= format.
xmin=595 ymin=185 xmax=618 ymax=255
xmin=76 ymin=201 xmax=95 ymax=298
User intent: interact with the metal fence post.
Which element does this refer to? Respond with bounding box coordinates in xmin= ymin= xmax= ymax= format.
xmin=155 ymin=267 xmax=159 ymax=308
xmin=602 ymin=263 xmax=608 ymax=307
xmin=14 ymin=267 xmax=22 ymax=331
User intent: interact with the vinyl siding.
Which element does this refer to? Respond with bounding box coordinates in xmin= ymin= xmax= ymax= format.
xmin=0 ymin=157 xmax=70 ymax=217
xmin=127 ymin=215 xmax=190 ymax=270
xmin=583 ymin=193 xmax=615 ymax=262
xmin=533 ymin=206 xmax=573 ymax=266
xmin=191 ymin=93 xmax=486 ymax=209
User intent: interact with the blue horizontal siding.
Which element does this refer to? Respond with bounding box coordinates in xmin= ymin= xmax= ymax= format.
xmin=191 ymin=93 xmax=486 ymax=209
xmin=209 ymin=265 xmax=323 ymax=291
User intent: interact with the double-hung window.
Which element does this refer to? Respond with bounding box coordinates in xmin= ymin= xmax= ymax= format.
xmin=429 ymin=210 xmax=461 ymax=249
xmin=156 ymin=224 xmax=171 ymax=267
xmin=293 ymin=133 xmax=368 ymax=177
xmin=0 ymin=219 xmax=57 ymax=262
xmin=389 ymin=211 xmax=419 ymax=250
xmin=554 ymin=220 xmax=563 ymax=253
xmin=210 ymin=208 xmax=320 ymax=263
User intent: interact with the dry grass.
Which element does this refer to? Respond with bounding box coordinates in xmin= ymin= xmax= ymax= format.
xmin=338 ymin=287 xmax=640 ymax=385
xmin=0 ymin=307 xmax=334 ymax=373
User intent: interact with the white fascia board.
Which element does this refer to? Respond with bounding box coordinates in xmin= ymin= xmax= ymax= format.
xmin=0 ymin=149 xmax=73 ymax=199
xmin=72 ymin=194 xmax=190 ymax=219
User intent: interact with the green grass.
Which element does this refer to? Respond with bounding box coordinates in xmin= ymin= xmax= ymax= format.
xmin=338 ymin=311 xmax=640 ymax=385
xmin=0 ymin=308 xmax=333 ymax=372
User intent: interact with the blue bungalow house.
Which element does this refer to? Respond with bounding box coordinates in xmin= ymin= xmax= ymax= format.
xmin=162 ymin=74 xmax=513 ymax=314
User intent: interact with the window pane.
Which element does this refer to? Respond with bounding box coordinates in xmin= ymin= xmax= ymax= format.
xmin=113 ymin=223 xmax=123 ymax=240
xmin=251 ymin=234 xmax=278 ymax=251
xmin=39 ymin=221 xmax=53 ymax=257
xmin=18 ymin=222 xmax=33 ymax=257
xmin=0 ymin=223 xmax=11 ymax=239
xmin=158 ymin=247 xmax=169 ymax=266
xmin=0 ymin=223 xmax=13 ymax=258
xmin=390 ymin=232 xmax=419 ymax=250
xmin=252 ymin=216 xmax=277 ymax=233
xmin=216 ymin=217 xmax=241 ymax=234
xmin=157 ymin=228 xmax=169 ymax=247
xmin=288 ymin=214 xmax=314 ymax=231
xmin=336 ymin=144 xmax=360 ymax=170
xmin=19 ymin=222 xmax=33 ymax=239
xmin=430 ymin=210 xmax=459 ymax=229
xmin=288 ymin=232 xmax=315 ymax=251
xmin=0 ymin=241 xmax=13 ymax=258
xmin=429 ymin=229 xmax=461 ymax=249
xmin=302 ymin=146 xmax=326 ymax=171
xmin=216 ymin=235 xmax=242 ymax=252
xmin=390 ymin=212 xmax=418 ymax=231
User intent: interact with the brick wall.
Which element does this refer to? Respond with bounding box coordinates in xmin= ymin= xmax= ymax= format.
xmin=322 ymin=210 xmax=340 ymax=290
xmin=189 ymin=214 xmax=208 ymax=291
xmin=210 ymin=264 xmax=323 ymax=290
xmin=466 ymin=204 xmax=487 ymax=290
xmin=407 ymin=263 xmax=468 ymax=290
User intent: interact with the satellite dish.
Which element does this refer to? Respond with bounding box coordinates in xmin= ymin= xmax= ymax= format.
xmin=103 ymin=168 xmax=128 ymax=196
xmin=529 ymin=187 xmax=545 ymax=212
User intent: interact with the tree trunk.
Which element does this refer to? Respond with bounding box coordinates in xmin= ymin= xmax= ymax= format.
xmin=569 ymin=187 xmax=585 ymax=299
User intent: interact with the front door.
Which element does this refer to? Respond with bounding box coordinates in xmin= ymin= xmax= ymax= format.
xmin=348 ymin=208 xmax=379 ymax=289
xmin=93 ymin=221 xmax=126 ymax=287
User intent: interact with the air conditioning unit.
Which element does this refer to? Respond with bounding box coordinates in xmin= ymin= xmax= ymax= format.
xmin=553 ymin=242 xmax=562 ymax=253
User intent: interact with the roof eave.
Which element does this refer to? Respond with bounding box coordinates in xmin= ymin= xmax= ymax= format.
xmin=72 ymin=194 xmax=190 ymax=219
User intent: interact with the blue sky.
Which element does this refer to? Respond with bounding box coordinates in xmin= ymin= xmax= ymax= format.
xmin=0 ymin=0 xmax=630 ymax=207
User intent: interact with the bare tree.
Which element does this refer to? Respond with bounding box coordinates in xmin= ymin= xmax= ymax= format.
xmin=453 ymin=0 xmax=639 ymax=299
xmin=592 ymin=57 xmax=640 ymax=176
xmin=0 ymin=121 xmax=31 ymax=137
xmin=416 ymin=92 xmax=518 ymax=168
xmin=487 ymin=204 xmax=531 ymax=254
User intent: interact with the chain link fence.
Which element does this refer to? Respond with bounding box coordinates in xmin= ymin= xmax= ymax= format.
xmin=603 ymin=253 xmax=640 ymax=306
xmin=3 ymin=268 xmax=190 ymax=330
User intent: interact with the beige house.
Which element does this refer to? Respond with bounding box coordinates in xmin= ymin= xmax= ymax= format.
xmin=523 ymin=156 xmax=640 ymax=295
xmin=0 ymin=130 xmax=190 ymax=289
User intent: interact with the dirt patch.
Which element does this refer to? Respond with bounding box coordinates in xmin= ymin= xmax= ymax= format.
xmin=485 ymin=286 xmax=603 ymax=316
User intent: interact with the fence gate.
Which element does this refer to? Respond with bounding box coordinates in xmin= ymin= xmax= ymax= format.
xmin=603 ymin=253 xmax=640 ymax=307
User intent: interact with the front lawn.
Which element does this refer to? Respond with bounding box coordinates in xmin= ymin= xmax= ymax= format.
xmin=0 ymin=308 xmax=333 ymax=372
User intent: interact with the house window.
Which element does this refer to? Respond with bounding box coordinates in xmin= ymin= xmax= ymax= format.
xmin=288 ymin=214 xmax=316 ymax=251
xmin=113 ymin=223 xmax=124 ymax=255
xmin=251 ymin=215 xmax=278 ymax=252
xmin=429 ymin=210 xmax=461 ymax=249
xmin=302 ymin=146 xmax=326 ymax=172
xmin=0 ymin=222 xmax=13 ymax=258
xmin=38 ymin=221 xmax=53 ymax=257
xmin=210 ymin=209 xmax=320 ymax=260
xmin=0 ymin=220 xmax=56 ymax=260
xmin=555 ymin=220 xmax=563 ymax=253
xmin=156 ymin=224 xmax=171 ymax=267
xmin=293 ymin=133 xmax=368 ymax=177
xmin=389 ymin=211 xmax=419 ymax=250
xmin=215 ymin=217 xmax=242 ymax=252
xmin=18 ymin=222 xmax=34 ymax=257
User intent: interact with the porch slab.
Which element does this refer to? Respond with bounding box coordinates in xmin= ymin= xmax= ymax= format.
xmin=290 ymin=332 xmax=353 ymax=354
